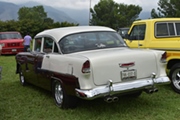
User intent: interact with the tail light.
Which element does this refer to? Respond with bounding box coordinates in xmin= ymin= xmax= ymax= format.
xmin=161 ymin=52 xmax=167 ymax=63
xmin=82 ymin=60 xmax=90 ymax=73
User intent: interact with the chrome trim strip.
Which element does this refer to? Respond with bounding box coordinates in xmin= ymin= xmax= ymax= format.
xmin=149 ymin=48 xmax=180 ymax=51
xmin=75 ymin=76 xmax=170 ymax=100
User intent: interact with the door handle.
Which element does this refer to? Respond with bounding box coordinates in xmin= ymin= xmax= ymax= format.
xmin=138 ymin=44 xmax=143 ymax=46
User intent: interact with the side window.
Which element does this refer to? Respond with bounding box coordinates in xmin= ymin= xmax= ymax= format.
xmin=129 ymin=24 xmax=146 ymax=40
xmin=156 ymin=23 xmax=169 ymax=37
xmin=168 ymin=23 xmax=175 ymax=36
xmin=43 ymin=37 xmax=53 ymax=53
xmin=53 ymin=42 xmax=59 ymax=53
xmin=175 ymin=23 xmax=180 ymax=35
xmin=34 ymin=38 xmax=42 ymax=52
xmin=155 ymin=22 xmax=180 ymax=37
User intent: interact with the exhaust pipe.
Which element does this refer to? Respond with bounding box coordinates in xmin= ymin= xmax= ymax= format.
xmin=153 ymin=88 xmax=158 ymax=92
xmin=104 ymin=97 xmax=113 ymax=103
xmin=112 ymin=96 xmax=119 ymax=102
xmin=104 ymin=96 xmax=119 ymax=103
xmin=144 ymin=89 xmax=154 ymax=94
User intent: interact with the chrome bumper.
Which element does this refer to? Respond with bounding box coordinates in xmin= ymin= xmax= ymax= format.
xmin=75 ymin=76 xmax=170 ymax=100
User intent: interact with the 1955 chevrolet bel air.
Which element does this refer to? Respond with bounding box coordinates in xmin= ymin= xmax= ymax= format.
xmin=15 ymin=26 xmax=170 ymax=109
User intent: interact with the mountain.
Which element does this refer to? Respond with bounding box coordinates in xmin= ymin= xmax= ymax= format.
xmin=0 ymin=1 xmax=80 ymax=24
xmin=0 ymin=1 xmax=19 ymax=21
xmin=60 ymin=8 xmax=89 ymax=25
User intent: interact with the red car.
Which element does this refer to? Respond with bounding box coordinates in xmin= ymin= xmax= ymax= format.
xmin=0 ymin=31 xmax=24 ymax=55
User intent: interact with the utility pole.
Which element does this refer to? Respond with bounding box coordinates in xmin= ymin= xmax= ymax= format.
xmin=89 ymin=0 xmax=91 ymax=25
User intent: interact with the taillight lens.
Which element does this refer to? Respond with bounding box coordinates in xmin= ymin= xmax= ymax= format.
xmin=82 ymin=60 xmax=90 ymax=73
xmin=161 ymin=52 xmax=167 ymax=63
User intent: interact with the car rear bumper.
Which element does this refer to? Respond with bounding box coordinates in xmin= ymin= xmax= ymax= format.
xmin=75 ymin=76 xmax=170 ymax=100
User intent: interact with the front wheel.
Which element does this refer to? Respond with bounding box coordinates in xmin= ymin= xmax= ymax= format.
xmin=169 ymin=63 xmax=180 ymax=93
xmin=19 ymin=67 xmax=26 ymax=86
xmin=53 ymin=80 xmax=78 ymax=109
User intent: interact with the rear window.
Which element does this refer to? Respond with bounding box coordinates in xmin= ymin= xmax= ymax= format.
xmin=59 ymin=31 xmax=126 ymax=54
xmin=0 ymin=32 xmax=22 ymax=40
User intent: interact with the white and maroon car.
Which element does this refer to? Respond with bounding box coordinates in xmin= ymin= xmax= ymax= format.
xmin=15 ymin=26 xmax=170 ymax=109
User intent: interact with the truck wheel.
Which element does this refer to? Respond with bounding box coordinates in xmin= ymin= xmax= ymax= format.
xmin=169 ymin=63 xmax=180 ymax=93
xmin=19 ymin=67 xmax=26 ymax=86
xmin=53 ymin=80 xmax=78 ymax=109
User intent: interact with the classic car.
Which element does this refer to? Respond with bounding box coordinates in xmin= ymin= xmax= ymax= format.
xmin=0 ymin=31 xmax=24 ymax=55
xmin=15 ymin=26 xmax=170 ymax=109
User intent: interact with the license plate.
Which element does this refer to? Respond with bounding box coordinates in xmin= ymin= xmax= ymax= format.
xmin=12 ymin=49 xmax=17 ymax=52
xmin=121 ymin=69 xmax=136 ymax=80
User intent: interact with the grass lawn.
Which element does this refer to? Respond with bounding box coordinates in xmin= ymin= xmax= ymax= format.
xmin=0 ymin=55 xmax=180 ymax=120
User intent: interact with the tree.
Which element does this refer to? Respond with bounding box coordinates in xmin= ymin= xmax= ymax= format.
xmin=17 ymin=5 xmax=78 ymax=37
xmin=151 ymin=0 xmax=180 ymax=18
xmin=90 ymin=0 xmax=142 ymax=29
xmin=117 ymin=4 xmax=142 ymax=27
xmin=17 ymin=5 xmax=53 ymax=37
xmin=18 ymin=5 xmax=47 ymax=22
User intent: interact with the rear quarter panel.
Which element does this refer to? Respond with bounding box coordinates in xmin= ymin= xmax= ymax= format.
xmin=41 ymin=54 xmax=95 ymax=89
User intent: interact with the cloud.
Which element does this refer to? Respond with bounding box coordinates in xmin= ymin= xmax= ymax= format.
xmin=114 ymin=0 xmax=158 ymax=12
xmin=1 ymin=0 xmax=159 ymax=11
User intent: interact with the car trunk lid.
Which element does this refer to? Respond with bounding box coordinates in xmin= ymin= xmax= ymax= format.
xmin=77 ymin=48 xmax=158 ymax=86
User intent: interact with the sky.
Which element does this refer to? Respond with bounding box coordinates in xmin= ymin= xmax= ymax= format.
xmin=1 ymin=0 xmax=159 ymax=12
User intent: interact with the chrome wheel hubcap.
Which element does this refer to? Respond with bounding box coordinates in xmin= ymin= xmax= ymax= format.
xmin=172 ymin=69 xmax=180 ymax=90
xmin=20 ymin=72 xmax=24 ymax=83
xmin=55 ymin=82 xmax=63 ymax=104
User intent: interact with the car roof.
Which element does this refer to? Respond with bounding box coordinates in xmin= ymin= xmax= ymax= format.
xmin=133 ymin=18 xmax=180 ymax=23
xmin=35 ymin=26 xmax=115 ymax=42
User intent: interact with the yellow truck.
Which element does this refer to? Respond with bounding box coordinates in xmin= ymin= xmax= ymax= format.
xmin=125 ymin=18 xmax=180 ymax=93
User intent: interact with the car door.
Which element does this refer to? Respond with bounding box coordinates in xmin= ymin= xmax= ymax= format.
xmin=37 ymin=37 xmax=59 ymax=91
xmin=23 ymin=38 xmax=44 ymax=85
xmin=125 ymin=24 xmax=146 ymax=48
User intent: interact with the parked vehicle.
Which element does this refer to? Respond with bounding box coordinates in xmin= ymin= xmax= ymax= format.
xmin=117 ymin=27 xmax=129 ymax=38
xmin=125 ymin=18 xmax=180 ymax=93
xmin=0 ymin=31 xmax=24 ymax=55
xmin=15 ymin=26 xmax=170 ymax=109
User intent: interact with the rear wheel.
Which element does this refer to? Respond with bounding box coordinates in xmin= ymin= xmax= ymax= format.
xmin=53 ymin=80 xmax=78 ymax=109
xmin=169 ymin=63 xmax=180 ymax=93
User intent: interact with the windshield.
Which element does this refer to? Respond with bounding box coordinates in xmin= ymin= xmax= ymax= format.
xmin=0 ymin=33 xmax=22 ymax=40
xmin=59 ymin=31 xmax=126 ymax=54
